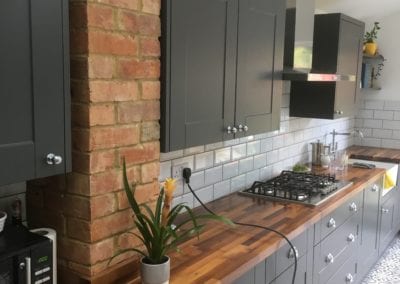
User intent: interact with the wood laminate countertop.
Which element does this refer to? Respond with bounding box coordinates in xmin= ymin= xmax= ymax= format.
xmin=159 ymin=166 xmax=385 ymax=283
xmin=347 ymin=145 xmax=400 ymax=163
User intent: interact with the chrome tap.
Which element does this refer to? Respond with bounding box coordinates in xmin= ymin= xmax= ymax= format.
xmin=330 ymin=129 xmax=364 ymax=153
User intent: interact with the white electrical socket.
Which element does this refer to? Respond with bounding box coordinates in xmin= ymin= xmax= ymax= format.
xmin=172 ymin=162 xmax=189 ymax=180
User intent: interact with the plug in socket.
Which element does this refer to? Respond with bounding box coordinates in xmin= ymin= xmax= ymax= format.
xmin=172 ymin=163 xmax=189 ymax=180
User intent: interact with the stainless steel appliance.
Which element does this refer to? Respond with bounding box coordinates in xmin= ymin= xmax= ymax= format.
xmin=0 ymin=225 xmax=53 ymax=284
xmin=240 ymin=171 xmax=353 ymax=206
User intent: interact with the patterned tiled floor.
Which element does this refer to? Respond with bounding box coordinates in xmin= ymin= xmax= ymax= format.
xmin=362 ymin=238 xmax=400 ymax=284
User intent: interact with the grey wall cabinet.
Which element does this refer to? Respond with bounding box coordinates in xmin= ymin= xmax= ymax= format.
xmin=0 ymin=0 xmax=71 ymax=186
xmin=290 ymin=14 xmax=364 ymax=119
xmin=161 ymin=0 xmax=284 ymax=152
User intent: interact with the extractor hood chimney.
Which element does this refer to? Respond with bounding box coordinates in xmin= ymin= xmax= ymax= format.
xmin=282 ymin=0 xmax=356 ymax=82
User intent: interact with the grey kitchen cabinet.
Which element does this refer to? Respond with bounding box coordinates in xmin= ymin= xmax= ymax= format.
xmin=290 ymin=14 xmax=364 ymax=119
xmin=358 ymin=179 xmax=381 ymax=278
xmin=0 ymin=0 xmax=71 ymax=186
xmin=378 ymin=187 xmax=399 ymax=255
xmin=161 ymin=0 xmax=284 ymax=152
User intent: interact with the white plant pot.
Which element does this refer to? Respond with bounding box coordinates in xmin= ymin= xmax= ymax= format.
xmin=0 ymin=211 xmax=7 ymax=233
xmin=140 ymin=256 xmax=170 ymax=284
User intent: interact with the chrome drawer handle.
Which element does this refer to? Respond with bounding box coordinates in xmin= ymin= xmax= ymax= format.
xmin=326 ymin=253 xmax=334 ymax=263
xmin=349 ymin=202 xmax=357 ymax=212
xmin=46 ymin=153 xmax=63 ymax=165
xmin=288 ymin=246 xmax=299 ymax=259
xmin=347 ymin=233 xmax=355 ymax=242
xmin=226 ymin=126 xmax=237 ymax=134
xmin=382 ymin=208 xmax=389 ymax=214
xmin=372 ymin=184 xmax=379 ymax=192
xmin=328 ymin=218 xmax=336 ymax=228
xmin=346 ymin=273 xmax=354 ymax=283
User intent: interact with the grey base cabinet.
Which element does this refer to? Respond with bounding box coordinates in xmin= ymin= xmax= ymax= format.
xmin=161 ymin=0 xmax=284 ymax=152
xmin=0 ymin=0 xmax=71 ymax=185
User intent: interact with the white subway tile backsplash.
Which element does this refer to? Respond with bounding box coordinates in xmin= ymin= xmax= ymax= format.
xmin=361 ymin=137 xmax=382 ymax=147
xmin=384 ymin=101 xmax=400 ymax=111
xmin=372 ymin=129 xmax=393 ymax=139
xmin=267 ymin=150 xmax=279 ymax=164
xmin=194 ymin=185 xmax=214 ymax=207
xmin=205 ymin=166 xmax=222 ymax=185
xmin=246 ymin=170 xmax=260 ymax=187
xmin=383 ymin=120 xmax=400 ymax=130
xmin=259 ymin=166 xmax=273 ymax=180
xmin=223 ymin=161 xmax=239 ymax=179
xmin=184 ymin=145 xmax=205 ymax=155
xmin=260 ymin=138 xmax=273 ymax=152
xmin=159 ymin=161 xmax=171 ymax=181
xmin=365 ymin=100 xmax=384 ymax=110
xmin=239 ymin=157 xmax=254 ymax=174
xmin=184 ymin=171 xmax=205 ymax=191
xmin=358 ymin=110 xmax=374 ymax=119
xmin=364 ymin=119 xmax=383 ymax=129
xmin=214 ymin=180 xmax=231 ymax=199
xmin=205 ymin=142 xmax=224 ymax=151
xmin=254 ymin=153 xmax=267 ymax=169
xmin=382 ymin=139 xmax=400 ymax=149
xmin=247 ymin=140 xmax=261 ymax=156
xmin=215 ymin=147 xmax=231 ymax=164
xmin=273 ymin=135 xmax=284 ymax=150
xmin=160 ymin=150 xmax=184 ymax=161
xmin=231 ymin=174 xmax=246 ymax=192
xmin=374 ymin=110 xmax=394 ymax=120
xmin=195 ymin=152 xmax=214 ymax=170
xmin=173 ymin=156 xmax=194 ymax=170
xmin=393 ymin=131 xmax=400 ymax=140
xmin=232 ymin=144 xmax=247 ymax=160
xmin=394 ymin=112 xmax=400 ymax=121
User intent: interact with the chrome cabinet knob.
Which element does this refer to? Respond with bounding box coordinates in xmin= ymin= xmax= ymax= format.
xmin=238 ymin=125 xmax=249 ymax=132
xmin=19 ymin=262 xmax=25 ymax=270
xmin=382 ymin=208 xmax=389 ymax=214
xmin=328 ymin=218 xmax=336 ymax=228
xmin=288 ymin=246 xmax=299 ymax=259
xmin=326 ymin=253 xmax=334 ymax=263
xmin=226 ymin=126 xmax=237 ymax=134
xmin=372 ymin=184 xmax=379 ymax=192
xmin=335 ymin=110 xmax=344 ymax=115
xmin=347 ymin=233 xmax=355 ymax=242
xmin=46 ymin=153 xmax=63 ymax=165
xmin=349 ymin=202 xmax=357 ymax=212
xmin=346 ymin=273 xmax=354 ymax=283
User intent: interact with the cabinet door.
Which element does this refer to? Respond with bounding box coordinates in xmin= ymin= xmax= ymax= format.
xmin=163 ymin=0 xmax=238 ymax=151
xmin=235 ymin=0 xmax=284 ymax=137
xmin=334 ymin=18 xmax=364 ymax=118
xmin=0 ymin=0 xmax=70 ymax=185
xmin=358 ymin=182 xmax=380 ymax=278
xmin=379 ymin=194 xmax=397 ymax=254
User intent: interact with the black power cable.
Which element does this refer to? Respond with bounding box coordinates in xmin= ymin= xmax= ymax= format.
xmin=182 ymin=168 xmax=297 ymax=284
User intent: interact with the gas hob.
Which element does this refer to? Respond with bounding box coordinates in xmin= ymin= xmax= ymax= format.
xmin=239 ymin=171 xmax=353 ymax=206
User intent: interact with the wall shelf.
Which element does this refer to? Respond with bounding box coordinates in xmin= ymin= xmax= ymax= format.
xmin=361 ymin=53 xmax=385 ymax=90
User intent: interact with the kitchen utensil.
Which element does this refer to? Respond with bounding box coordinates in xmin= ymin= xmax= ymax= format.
xmin=311 ymin=140 xmax=324 ymax=165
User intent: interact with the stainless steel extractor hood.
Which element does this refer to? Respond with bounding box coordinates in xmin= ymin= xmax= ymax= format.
xmin=282 ymin=0 xmax=356 ymax=82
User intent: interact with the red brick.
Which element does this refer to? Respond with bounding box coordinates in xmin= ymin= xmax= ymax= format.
xmin=72 ymin=128 xmax=90 ymax=152
xmin=59 ymin=237 xmax=91 ymax=265
xmin=89 ymin=104 xmax=115 ymax=126
xmin=70 ymin=58 xmax=89 ymax=81
xmin=119 ymin=142 xmax=160 ymax=166
xmin=141 ymin=122 xmax=160 ymax=142
xmin=91 ymin=193 xmax=116 ymax=218
xmin=63 ymin=194 xmax=91 ymax=220
xmin=71 ymin=103 xmax=89 ymax=127
xmin=91 ymin=238 xmax=114 ymax=263
xmin=70 ymin=80 xmax=89 ymax=103
xmin=117 ymin=58 xmax=160 ymax=79
xmin=119 ymin=12 xmax=160 ymax=36
xmin=87 ymin=4 xmax=114 ymax=30
xmin=88 ymin=31 xmax=137 ymax=56
xmin=142 ymin=0 xmax=160 ymax=15
xmin=88 ymin=56 xmax=115 ymax=79
xmin=67 ymin=173 xmax=91 ymax=196
xmin=140 ymin=37 xmax=160 ymax=57
xmin=67 ymin=218 xmax=91 ymax=242
xmin=69 ymin=3 xmax=87 ymax=28
xmin=108 ymin=251 xmax=137 ymax=266
xmin=117 ymin=181 xmax=159 ymax=210
xmin=91 ymin=210 xmax=135 ymax=241
xmin=98 ymin=0 xmax=139 ymax=10
xmin=89 ymin=150 xmax=116 ymax=173
xmin=89 ymin=80 xmax=138 ymax=102
xmin=141 ymin=161 xmax=160 ymax=183
xmin=116 ymin=229 xmax=143 ymax=250
xmin=70 ymin=30 xmax=88 ymax=54
xmin=117 ymin=101 xmax=160 ymax=123
xmin=141 ymin=81 xmax=160 ymax=100
xmin=90 ymin=170 xmax=122 ymax=196
xmin=72 ymin=151 xmax=89 ymax=174
xmin=66 ymin=262 xmax=91 ymax=278
xmin=89 ymin=125 xmax=140 ymax=150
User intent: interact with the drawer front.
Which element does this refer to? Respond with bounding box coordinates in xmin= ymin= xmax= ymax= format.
xmin=272 ymin=254 xmax=307 ymax=284
xmin=314 ymin=212 xmax=360 ymax=284
xmin=320 ymin=191 xmax=362 ymax=241
xmin=275 ymin=229 xmax=308 ymax=276
xmin=326 ymin=253 xmax=357 ymax=284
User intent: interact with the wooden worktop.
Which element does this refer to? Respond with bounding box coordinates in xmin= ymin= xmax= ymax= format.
xmin=160 ymin=166 xmax=385 ymax=283
xmin=347 ymin=145 xmax=400 ymax=163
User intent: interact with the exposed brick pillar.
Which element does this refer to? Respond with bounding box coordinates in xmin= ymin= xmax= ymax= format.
xmin=27 ymin=0 xmax=161 ymax=282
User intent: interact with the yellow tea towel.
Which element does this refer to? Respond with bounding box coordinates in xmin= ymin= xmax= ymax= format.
xmin=384 ymin=172 xmax=395 ymax=189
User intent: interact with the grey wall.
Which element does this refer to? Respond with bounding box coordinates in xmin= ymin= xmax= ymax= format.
xmin=160 ymin=83 xmax=355 ymax=208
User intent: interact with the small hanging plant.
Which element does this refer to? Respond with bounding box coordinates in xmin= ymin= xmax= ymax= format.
xmin=364 ymin=22 xmax=381 ymax=43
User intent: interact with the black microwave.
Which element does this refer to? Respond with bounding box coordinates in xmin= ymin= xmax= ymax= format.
xmin=0 ymin=225 xmax=52 ymax=284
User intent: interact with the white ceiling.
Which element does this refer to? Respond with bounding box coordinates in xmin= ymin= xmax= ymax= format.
xmin=315 ymin=0 xmax=400 ymax=19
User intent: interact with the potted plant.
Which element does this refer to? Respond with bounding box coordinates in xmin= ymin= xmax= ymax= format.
xmin=122 ymin=160 xmax=232 ymax=284
xmin=364 ymin=22 xmax=381 ymax=56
